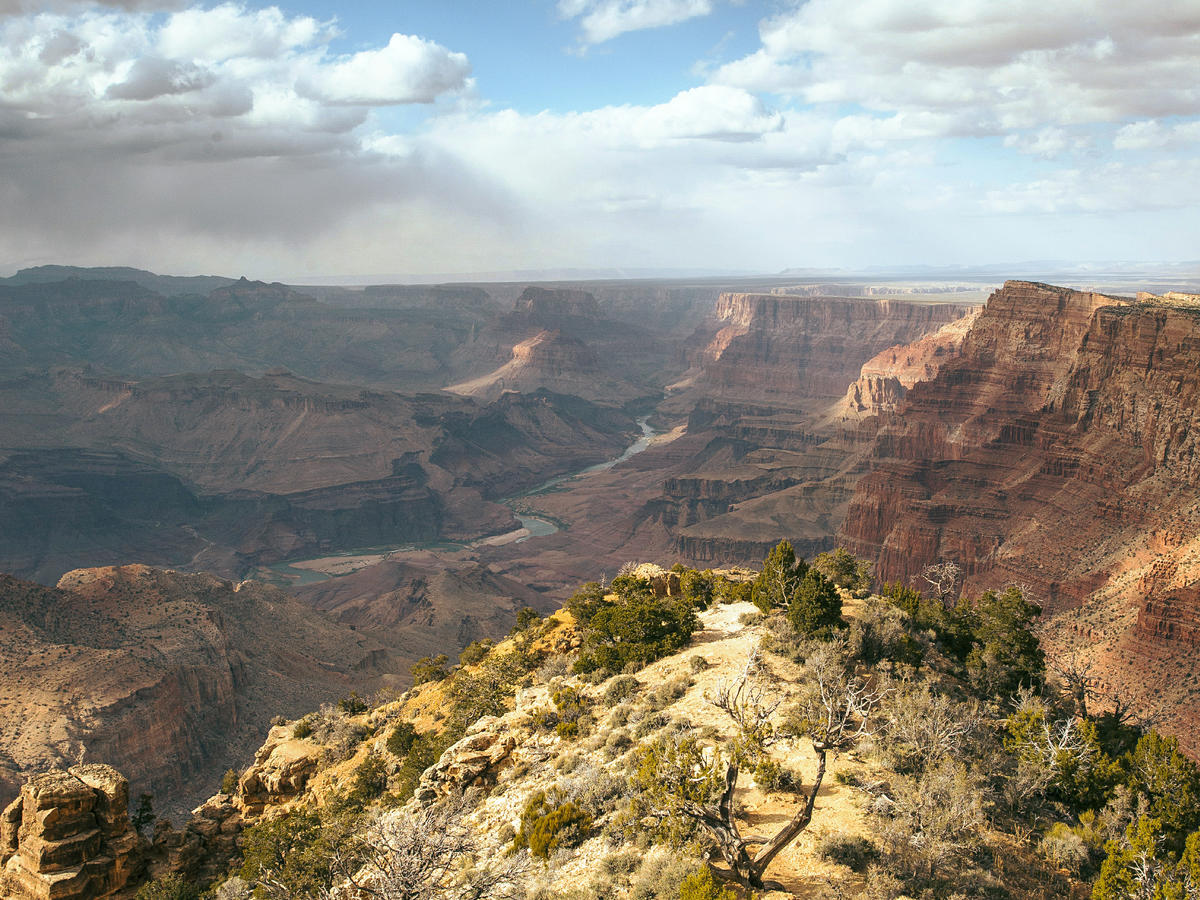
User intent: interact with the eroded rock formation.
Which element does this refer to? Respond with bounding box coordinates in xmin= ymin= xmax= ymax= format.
xmin=0 ymin=566 xmax=392 ymax=815
xmin=0 ymin=765 xmax=138 ymax=900
xmin=841 ymin=282 xmax=1200 ymax=749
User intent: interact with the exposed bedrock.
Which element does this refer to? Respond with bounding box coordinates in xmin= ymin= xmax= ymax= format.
xmin=645 ymin=294 xmax=976 ymax=565
xmin=696 ymin=292 xmax=978 ymax=404
xmin=0 ymin=765 xmax=139 ymax=900
xmin=0 ymin=566 xmax=392 ymax=816
xmin=840 ymin=281 xmax=1200 ymax=748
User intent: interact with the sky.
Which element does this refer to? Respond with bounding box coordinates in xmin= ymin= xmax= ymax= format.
xmin=2 ymin=0 xmax=1200 ymax=280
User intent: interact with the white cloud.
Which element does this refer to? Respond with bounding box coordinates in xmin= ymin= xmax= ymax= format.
xmin=714 ymin=0 xmax=1200 ymax=135
xmin=985 ymin=158 xmax=1200 ymax=215
xmin=1114 ymin=119 xmax=1200 ymax=151
xmin=0 ymin=6 xmax=472 ymax=156
xmin=560 ymin=0 xmax=714 ymax=45
xmin=302 ymin=33 xmax=470 ymax=105
xmin=1002 ymin=126 xmax=1086 ymax=159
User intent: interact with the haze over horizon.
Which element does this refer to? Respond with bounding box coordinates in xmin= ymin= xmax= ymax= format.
xmin=3 ymin=1 xmax=1200 ymax=280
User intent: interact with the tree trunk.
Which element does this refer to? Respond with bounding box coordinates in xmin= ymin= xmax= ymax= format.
xmin=747 ymin=748 xmax=827 ymax=886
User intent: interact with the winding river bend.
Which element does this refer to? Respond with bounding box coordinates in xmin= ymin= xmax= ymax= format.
xmin=266 ymin=417 xmax=657 ymax=585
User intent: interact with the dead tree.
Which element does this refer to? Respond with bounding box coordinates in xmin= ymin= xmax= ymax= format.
xmin=679 ymin=644 xmax=884 ymax=888
xmin=1049 ymin=650 xmax=1098 ymax=719
xmin=335 ymin=791 xmax=528 ymax=900
xmin=919 ymin=561 xmax=963 ymax=608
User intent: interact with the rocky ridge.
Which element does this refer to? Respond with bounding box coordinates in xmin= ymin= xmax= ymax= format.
xmin=0 ymin=565 xmax=395 ymax=816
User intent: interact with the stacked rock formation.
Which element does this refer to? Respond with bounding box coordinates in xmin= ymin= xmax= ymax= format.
xmin=0 ymin=765 xmax=138 ymax=899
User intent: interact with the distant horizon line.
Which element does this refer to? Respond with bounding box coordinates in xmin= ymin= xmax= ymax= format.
xmin=5 ymin=259 xmax=1200 ymax=288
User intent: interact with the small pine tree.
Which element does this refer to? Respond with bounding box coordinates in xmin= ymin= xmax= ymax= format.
xmin=220 ymin=768 xmax=238 ymax=795
xmin=131 ymin=792 xmax=155 ymax=836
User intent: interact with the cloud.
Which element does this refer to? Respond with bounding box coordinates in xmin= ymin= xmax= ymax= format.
xmin=1113 ymin=119 xmax=1200 ymax=151
xmin=0 ymin=5 xmax=472 ymax=157
xmin=302 ymin=33 xmax=470 ymax=105
xmin=560 ymin=0 xmax=714 ymax=45
xmin=0 ymin=4 xmax=487 ymax=275
xmin=105 ymin=56 xmax=214 ymax=100
xmin=713 ymin=0 xmax=1200 ymax=134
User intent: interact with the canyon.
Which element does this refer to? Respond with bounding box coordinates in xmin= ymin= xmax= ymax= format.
xmin=0 ymin=565 xmax=395 ymax=817
xmin=7 ymin=266 xmax=1200 ymax=827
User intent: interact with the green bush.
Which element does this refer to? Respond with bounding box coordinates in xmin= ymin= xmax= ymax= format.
xmin=346 ymin=753 xmax=388 ymax=808
xmin=135 ymin=874 xmax=199 ymax=900
xmin=566 ymin=582 xmax=608 ymax=626
xmin=459 ymin=639 xmax=495 ymax=667
xmin=818 ymin=834 xmax=878 ymax=873
xmin=678 ymin=569 xmax=716 ymax=609
xmin=392 ymin=731 xmax=452 ymax=800
xmin=239 ymin=807 xmax=357 ymax=896
xmin=385 ymin=722 xmax=417 ymax=757
xmin=753 ymin=757 xmax=796 ymax=793
xmin=785 ymin=568 xmax=843 ymax=638
xmin=220 ymin=768 xmax=238 ymax=794
xmin=1124 ymin=730 xmax=1200 ymax=852
xmin=573 ymin=577 xmax=698 ymax=676
xmin=750 ymin=541 xmax=842 ymax=637
xmin=678 ymin=865 xmax=737 ymax=900
xmin=752 ymin=540 xmax=805 ymax=613
xmin=292 ymin=718 xmax=313 ymax=739
xmin=812 ymin=547 xmax=872 ymax=591
xmin=337 ymin=692 xmax=368 ymax=715
xmin=964 ymin=585 xmax=1044 ymax=697
xmin=514 ymin=791 xmax=593 ymax=859
xmin=552 ymin=685 xmax=591 ymax=739
xmin=410 ymin=654 xmax=451 ymax=685
xmin=604 ymin=675 xmax=641 ymax=705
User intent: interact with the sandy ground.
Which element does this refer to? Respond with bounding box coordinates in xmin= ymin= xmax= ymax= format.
xmin=626 ymin=600 xmax=876 ymax=898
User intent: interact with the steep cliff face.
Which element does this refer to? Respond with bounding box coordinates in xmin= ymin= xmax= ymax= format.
xmin=0 ymin=566 xmax=392 ymax=816
xmin=841 ymin=282 xmax=1200 ymax=748
xmin=697 ymin=293 xmax=977 ymax=404
xmin=1 ymin=765 xmax=139 ymax=900
xmin=835 ymin=310 xmax=979 ymax=418
xmin=639 ymin=294 xmax=976 ymax=565
xmin=841 ymin=281 xmax=1134 ymax=590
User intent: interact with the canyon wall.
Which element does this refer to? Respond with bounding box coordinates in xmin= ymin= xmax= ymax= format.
xmin=651 ymin=294 xmax=978 ymax=564
xmin=0 ymin=566 xmax=394 ymax=816
xmin=0 ymin=370 xmax=636 ymax=582
xmin=698 ymin=293 xmax=978 ymax=404
xmin=841 ymin=282 xmax=1200 ymax=748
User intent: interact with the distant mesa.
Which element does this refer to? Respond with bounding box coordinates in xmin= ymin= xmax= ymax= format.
xmin=512 ymin=285 xmax=601 ymax=320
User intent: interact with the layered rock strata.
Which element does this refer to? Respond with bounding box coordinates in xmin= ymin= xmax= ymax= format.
xmin=0 ymin=765 xmax=138 ymax=900
xmin=841 ymin=282 xmax=1200 ymax=747
xmin=0 ymin=565 xmax=391 ymax=815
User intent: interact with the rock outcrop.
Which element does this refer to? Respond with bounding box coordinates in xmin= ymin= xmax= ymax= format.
xmin=0 ymin=765 xmax=138 ymax=900
xmin=415 ymin=717 xmax=516 ymax=802
xmin=0 ymin=566 xmax=392 ymax=816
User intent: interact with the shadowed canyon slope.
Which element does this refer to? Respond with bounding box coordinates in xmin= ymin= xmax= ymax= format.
xmin=0 ymin=368 xmax=636 ymax=583
xmin=0 ymin=565 xmax=395 ymax=815
xmin=840 ymin=281 xmax=1200 ymax=749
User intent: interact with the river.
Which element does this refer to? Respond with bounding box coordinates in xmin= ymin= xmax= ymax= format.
xmin=265 ymin=416 xmax=657 ymax=584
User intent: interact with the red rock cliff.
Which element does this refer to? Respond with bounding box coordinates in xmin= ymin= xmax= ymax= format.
xmin=701 ymin=293 xmax=977 ymax=404
xmin=840 ymin=281 xmax=1200 ymax=749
